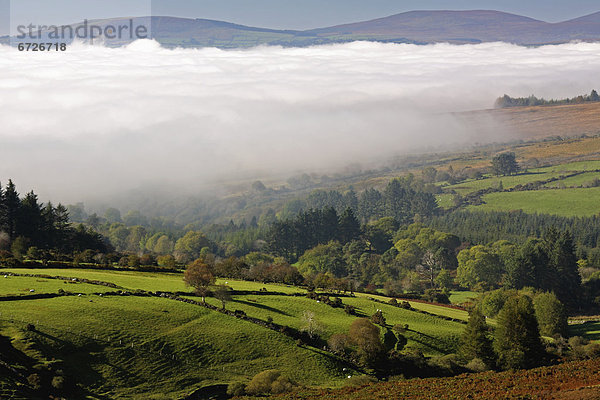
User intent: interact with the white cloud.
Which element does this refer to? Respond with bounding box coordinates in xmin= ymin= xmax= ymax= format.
xmin=0 ymin=40 xmax=599 ymax=203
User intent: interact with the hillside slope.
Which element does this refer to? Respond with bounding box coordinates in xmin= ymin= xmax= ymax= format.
xmin=457 ymin=102 xmax=600 ymax=141
xmin=271 ymin=358 xmax=600 ymax=399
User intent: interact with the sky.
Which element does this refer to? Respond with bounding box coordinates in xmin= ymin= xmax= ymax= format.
xmin=1 ymin=0 xmax=600 ymax=35
xmin=1 ymin=40 xmax=600 ymax=205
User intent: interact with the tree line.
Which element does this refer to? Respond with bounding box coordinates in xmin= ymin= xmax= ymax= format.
xmin=0 ymin=180 xmax=108 ymax=260
xmin=428 ymin=210 xmax=600 ymax=267
xmin=283 ymin=176 xmax=439 ymax=224
xmin=494 ymin=90 xmax=600 ymax=108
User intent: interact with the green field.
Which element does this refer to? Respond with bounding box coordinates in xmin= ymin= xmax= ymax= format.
xmin=448 ymin=291 xmax=479 ymax=305
xmin=0 ymin=275 xmax=115 ymax=296
xmin=195 ymin=293 xmax=465 ymax=356
xmin=9 ymin=270 xmax=596 ymax=399
xmin=0 ymin=294 xmax=352 ymax=398
xmin=1 ymin=268 xmax=306 ymax=294
xmin=543 ymin=171 xmax=600 ymax=188
xmin=468 ymin=187 xmax=600 ymax=217
xmin=435 ymin=193 xmax=455 ymax=209
xmin=446 ymin=172 xmax=557 ymax=195
xmin=0 ymin=271 xmax=471 ymax=398
xmin=354 ymin=292 xmax=469 ymax=322
xmin=531 ymin=160 xmax=600 ymax=173
xmin=569 ymin=321 xmax=600 ymax=342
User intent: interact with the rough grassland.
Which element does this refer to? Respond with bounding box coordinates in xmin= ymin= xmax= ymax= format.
xmin=269 ymin=358 xmax=600 ymax=400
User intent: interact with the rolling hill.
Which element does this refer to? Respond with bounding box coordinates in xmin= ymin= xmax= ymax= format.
xmin=3 ymin=10 xmax=600 ymax=48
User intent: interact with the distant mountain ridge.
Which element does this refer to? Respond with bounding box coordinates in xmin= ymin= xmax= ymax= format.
xmin=3 ymin=10 xmax=600 ymax=48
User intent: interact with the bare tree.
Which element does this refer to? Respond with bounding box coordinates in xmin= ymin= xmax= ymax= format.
xmin=214 ymin=285 xmax=232 ymax=309
xmin=300 ymin=310 xmax=324 ymax=339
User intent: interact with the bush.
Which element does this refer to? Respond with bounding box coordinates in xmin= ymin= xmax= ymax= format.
xmin=51 ymin=375 xmax=65 ymax=390
xmin=423 ymin=289 xmax=450 ymax=304
xmin=27 ymin=373 xmax=42 ymax=390
xmin=139 ymin=253 xmax=155 ymax=266
xmin=428 ymin=354 xmax=461 ymax=374
xmin=466 ymin=357 xmax=489 ymax=372
xmin=227 ymin=382 xmax=246 ymax=396
xmin=328 ymin=333 xmax=350 ymax=355
xmin=245 ymin=370 xmax=295 ymax=395
xmin=399 ymin=301 xmax=412 ymax=310
xmin=157 ymin=255 xmax=176 ymax=268
xmin=370 ymin=310 xmax=386 ymax=326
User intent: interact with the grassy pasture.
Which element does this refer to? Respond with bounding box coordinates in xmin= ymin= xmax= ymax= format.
xmin=530 ymin=160 xmax=600 ymax=173
xmin=445 ymin=171 xmax=557 ymax=195
xmin=1 ymin=268 xmax=187 ymax=292
xmin=0 ymin=268 xmax=306 ymax=294
xmin=569 ymin=321 xmax=600 ymax=342
xmin=195 ymin=292 xmax=465 ymax=356
xmin=448 ymin=291 xmax=479 ymax=305
xmin=542 ymin=171 xmax=600 ymax=188
xmin=0 ymin=295 xmax=351 ymax=399
xmin=0 ymin=270 xmax=467 ymax=399
xmin=469 ymin=187 xmax=600 ymax=217
xmin=0 ymin=275 xmax=114 ymax=296
xmin=342 ymin=297 xmax=462 ymax=355
xmin=435 ymin=193 xmax=455 ymax=209
xmin=353 ymin=292 xmax=469 ymax=321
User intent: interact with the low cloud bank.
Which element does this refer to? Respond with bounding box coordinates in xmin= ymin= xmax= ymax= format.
xmin=0 ymin=40 xmax=599 ymax=202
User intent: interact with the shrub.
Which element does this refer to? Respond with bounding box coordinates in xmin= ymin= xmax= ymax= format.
xmin=157 ymin=255 xmax=176 ymax=268
xmin=423 ymin=289 xmax=450 ymax=304
xmin=370 ymin=310 xmax=386 ymax=326
xmin=245 ymin=370 xmax=295 ymax=395
xmin=344 ymin=304 xmax=356 ymax=315
xmin=227 ymin=382 xmax=246 ymax=396
xmin=139 ymin=253 xmax=155 ymax=266
xmin=27 ymin=373 xmax=42 ymax=390
xmin=328 ymin=333 xmax=350 ymax=355
xmin=466 ymin=357 xmax=489 ymax=372
xmin=51 ymin=376 xmax=65 ymax=390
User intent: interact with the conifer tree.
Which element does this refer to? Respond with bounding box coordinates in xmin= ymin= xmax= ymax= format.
xmin=494 ymin=295 xmax=545 ymax=370
xmin=548 ymin=231 xmax=581 ymax=310
xmin=338 ymin=208 xmax=361 ymax=244
xmin=3 ymin=180 xmax=20 ymax=240
xmin=459 ymin=307 xmax=495 ymax=368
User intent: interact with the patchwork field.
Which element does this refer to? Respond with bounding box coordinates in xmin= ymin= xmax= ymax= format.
xmin=0 ymin=269 xmax=472 ymax=398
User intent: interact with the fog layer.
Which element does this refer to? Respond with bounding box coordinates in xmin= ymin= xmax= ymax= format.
xmin=0 ymin=40 xmax=599 ymax=202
